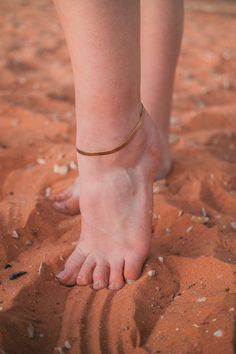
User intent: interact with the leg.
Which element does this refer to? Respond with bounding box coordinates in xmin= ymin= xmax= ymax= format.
xmin=141 ymin=0 xmax=184 ymax=178
xmin=51 ymin=0 xmax=184 ymax=214
xmin=53 ymin=0 xmax=160 ymax=290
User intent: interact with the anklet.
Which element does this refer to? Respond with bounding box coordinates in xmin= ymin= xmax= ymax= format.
xmin=76 ymin=104 xmax=144 ymax=156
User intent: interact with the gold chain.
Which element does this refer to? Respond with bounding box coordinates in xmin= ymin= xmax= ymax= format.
xmin=76 ymin=104 xmax=144 ymax=156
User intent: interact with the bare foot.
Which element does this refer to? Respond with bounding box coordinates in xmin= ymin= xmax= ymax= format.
xmin=56 ymin=109 xmax=166 ymax=290
xmin=51 ymin=178 xmax=80 ymax=215
xmin=50 ymin=119 xmax=171 ymax=215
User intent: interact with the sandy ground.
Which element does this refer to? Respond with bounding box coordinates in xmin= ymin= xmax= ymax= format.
xmin=0 ymin=1 xmax=236 ymax=353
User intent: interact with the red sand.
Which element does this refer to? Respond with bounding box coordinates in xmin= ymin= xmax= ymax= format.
xmin=0 ymin=1 xmax=236 ymax=353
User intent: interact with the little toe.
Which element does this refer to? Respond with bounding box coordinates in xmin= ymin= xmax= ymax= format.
xmin=92 ymin=262 xmax=110 ymax=290
xmin=57 ymin=247 xmax=86 ymax=286
xmin=108 ymin=260 xmax=125 ymax=290
xmin=77 ymin=256 xmax=96 ymax=286
xmin=53 ymin=196 xmax=80 ymax=215
xmin=124 ymin=254 xmax=145 ymax=284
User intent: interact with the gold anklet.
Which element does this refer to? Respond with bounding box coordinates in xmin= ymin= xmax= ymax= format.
xmin=76 ymin=104 xmax=144 ymax=156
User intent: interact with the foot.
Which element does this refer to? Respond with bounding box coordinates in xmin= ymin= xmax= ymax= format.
xmin=56 ymin=109 xmax=163 ymax=290
xmin=50 ymin=119 xmax=171 ymax=215
xmin=50 ymin=178 xmax=80 ymax=215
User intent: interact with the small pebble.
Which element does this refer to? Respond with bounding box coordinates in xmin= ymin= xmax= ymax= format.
xmin=53 ymin=164 xmax=68 ymax=175
xmin=37 ymin=158 xmax=45 ymax=165
xmin=4 ymin=263 xmax=12 ymax=269
xmin=191 ymin=216 xmax=210 ymax=224
xmin=69 ymin=161 xmax=77 ymax=170
xmin=12 ymin=230 xmax=20 ymax=239
xmin=64 ymin=340 xmax=71 ymax=350
xmin=213 ymin=329 xmax=223 ymax=338
xmin=196 ymin=296 xmax=207 ymax=303
xmin=201 ymin=208 xmax=207 ymax=217
xmin=148 ymin=270 xmax=156 ymax=278
xmin=27 ymin=322 xmax=34 ymax=338
xmin=222 ymin=78 xmax=231 ymax=90
xmin=25 ymin=240 xmax=33 ymax=246
xmin=212 ymin=318 xmax=217 ymax=322
xmin=230 ymin=221 xmax=236 ymax=230
xmin=9 ymin=271 xmax=27 ymax=280
xmin=193 ymin=324 xmax=199 ymax=328
xmin=178 ymin=210 xmax=184 ymax=217
xmin=169 ymin=134 xmax=180 ymax=145
xmin=45 ymin=187 xmax=51 ymax=198
xmin=229 ymin=307 xmax=235 ymax=312
xmin=170 ymin=116 xmax=181 ymax=125
xmin=158 ymin=256 xmax=164 ymax=263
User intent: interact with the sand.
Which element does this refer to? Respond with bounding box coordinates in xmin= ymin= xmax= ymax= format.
xmin=0 ymin=0 xmax=236 ymax=353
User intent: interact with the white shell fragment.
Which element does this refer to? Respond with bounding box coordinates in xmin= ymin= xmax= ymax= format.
xmin=12 ymin=230 xmax=20 ymax=239
xmin=213 ymin=329 xmax=223 ymax=337
xmin=64 ymin=340 xmax=72 ymax=350
xmin=38 ymin=261 xmax=47 ymax=275
xmin=45 ymin=187 xmax=51 ymax=198
xmin=37 ymin=158 xmax=45 ymax=165
xmin=196 ymin=296 xmax=207 ymax=303
xmin=69 ymin=161 xmax=77 ymax=170
xmin=27 ymin=322 xmax=34 ymax=338
xmin=186 ymin=225 xmax=193 ymax=233
xmin=53 ymin=164 xmax=68 ymax=175
xmin=158 ymin=256 xmax=164 ymax=263
xmin=230 ymin=221 xmax=236 ymax=230
xmin=148 ymin=270 xmax=156 ymax=278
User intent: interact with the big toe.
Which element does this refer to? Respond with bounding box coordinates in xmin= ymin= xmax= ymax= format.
xmin=124 ymin=253 xmax=146 ymax=284
xmin=53 ymin=195 xmax=80 ymax=215
xmin=57 ymin=247 xmax=86 ymax=286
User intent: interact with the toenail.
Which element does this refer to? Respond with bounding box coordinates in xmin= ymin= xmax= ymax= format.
xmin=93 ymin=281 xmax=100 ymax=289
xmin=108 ymin=284 xmax=115 ymax=290
xmin=126 ymin=279 xmax=135 ymax=285
xmin=56 ymin=271 xmax=65 ymax=279
xmin=54 ymin=202 xmax=66 ymax=210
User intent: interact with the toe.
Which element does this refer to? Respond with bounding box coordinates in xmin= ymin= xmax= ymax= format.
xmin=77 ymin=255 xmax=96 ymax=286
xmin=57 ymin=247 xmax=86 ymax=286
xmin=53 ymin=196 xmax=80 ymax=215
xmin=92 ymin=262 xmax=110 ymax=290
xmin=108 ymin=260 xmax=125 ymax=290
xmin=52 ymin=189 xmax=73 ymax=202
xmin=124 ymin=253 xmax=145 ymax=284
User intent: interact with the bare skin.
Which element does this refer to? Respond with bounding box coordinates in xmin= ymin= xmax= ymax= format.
xmin=52 ymin=0 xmax=183 ymax=215
xmin=53 ymin=0 xmax=183 ymax=290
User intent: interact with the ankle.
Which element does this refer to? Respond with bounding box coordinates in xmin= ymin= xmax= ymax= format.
xmin=77 ymin=108 xmax=159 ymax=179
xmin=76 ymin=100 xmax=142 ymax=153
